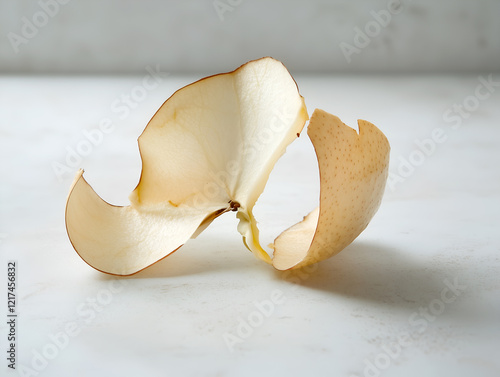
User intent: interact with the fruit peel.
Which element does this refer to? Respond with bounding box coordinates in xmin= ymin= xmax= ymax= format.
xmin=272 ymin=109 xmax=390 ymax=270
xmin=65 ymin=57 xmax=308 ymax=275
xmin=65 ymin=59 xmax=390 ymax=276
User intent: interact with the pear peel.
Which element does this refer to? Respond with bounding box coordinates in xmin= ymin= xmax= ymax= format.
xmin=65 ymin=58 xmax=390 ymax=276
xmin=65 ymin=169 xmax=220 ymax=275
xmin=272 ymin=109 xmax=390 ymax=270
xmin=65 ymin=57 xmax=308 ymax=275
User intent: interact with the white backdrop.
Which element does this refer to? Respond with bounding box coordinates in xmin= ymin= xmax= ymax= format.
xmin=1 ymin=0 xmax=499 ymax=74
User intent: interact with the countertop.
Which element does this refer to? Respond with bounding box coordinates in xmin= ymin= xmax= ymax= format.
xmin=1 ymin=74 xmax=499 ymax=377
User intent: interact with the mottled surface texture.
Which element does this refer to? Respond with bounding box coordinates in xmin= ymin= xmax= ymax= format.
xmin=273 ymin=111 xmax=390 ymax=270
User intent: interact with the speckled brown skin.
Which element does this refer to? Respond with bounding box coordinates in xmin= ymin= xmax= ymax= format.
xmin=272 ymin=109 xmax=390 ymax=270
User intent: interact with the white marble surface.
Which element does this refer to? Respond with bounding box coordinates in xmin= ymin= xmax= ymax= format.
xmin=1 ymin=74 xmax=499 ymax=377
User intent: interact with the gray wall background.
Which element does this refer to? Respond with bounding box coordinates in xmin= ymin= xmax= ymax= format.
xmin=1 ymin=0 xmax=499 ymax=74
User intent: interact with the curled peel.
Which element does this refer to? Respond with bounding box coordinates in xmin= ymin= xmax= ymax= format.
xmin=65 ymin=57 xmax=308 ymax=275
xmin=65 ymin=58 xmax=390 ymax=276
xmin=65 ymin=169 xmax=215 ymax=275
xmin=272 ymin=109 xmax=390 ymax=270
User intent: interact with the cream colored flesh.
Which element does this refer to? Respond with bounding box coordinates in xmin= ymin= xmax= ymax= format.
xmin=65 ymin=57 xmax=308 ymax=275
xmin=65 ymin=170 xmax=221 ymax=275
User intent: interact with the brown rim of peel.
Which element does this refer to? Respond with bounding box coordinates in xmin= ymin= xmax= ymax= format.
xmin=64 ymin=57 xmax=308 ymax=275
xmin=132 ymin=56 xmax=304 ymax=197
xmin=64 ymin=170 xmax=187 ymax=276
xmin=65 ymin=59 xmax=390 ymax=276
xmin=271 ymin=109 xmax=390 ymax=270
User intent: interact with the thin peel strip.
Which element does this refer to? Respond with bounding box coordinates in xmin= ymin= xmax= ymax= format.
xmin=65 ymin=57 xmax=308 ymax=274
xmin=272 ymin=109 xmax=390 ymax=270
xmin=65 ymin=170 xmax=220 ymax=275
